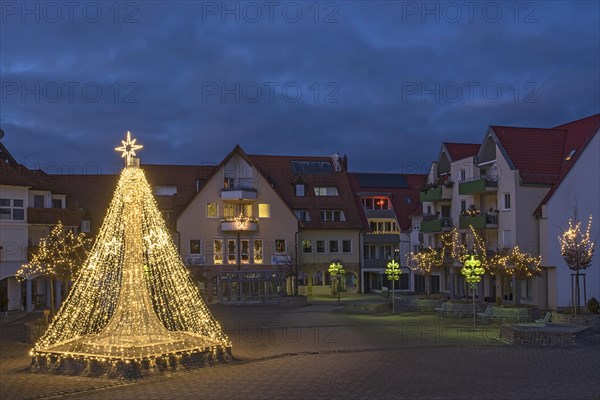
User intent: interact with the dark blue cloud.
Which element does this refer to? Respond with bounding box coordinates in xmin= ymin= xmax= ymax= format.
xmin=1 ymin=1 xmax=598 ymax=174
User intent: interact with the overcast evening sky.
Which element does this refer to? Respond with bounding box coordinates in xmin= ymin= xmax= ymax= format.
xmin=1 ymin=1 xmax=599 ymax=175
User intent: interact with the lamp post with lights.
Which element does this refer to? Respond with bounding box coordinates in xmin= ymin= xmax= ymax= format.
xmin=386 ymin=259 xmax=401 ymax=315
xmin=461 ymin=254 xmax=485 ymax=330
xmin=329 ymin=261 xmax=345 ymax=303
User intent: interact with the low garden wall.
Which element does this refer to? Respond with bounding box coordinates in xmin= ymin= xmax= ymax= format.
xmin=499 ymin=324 xmax=593 ymax=347
xmin=550 ymin=312 xmax=600 ymax=333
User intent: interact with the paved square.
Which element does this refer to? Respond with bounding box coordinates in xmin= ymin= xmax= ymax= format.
xmin=1 ymin=299 xmax=599 ymax=400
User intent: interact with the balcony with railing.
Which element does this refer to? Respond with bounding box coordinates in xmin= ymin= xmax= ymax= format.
xmin=459 ymin=212 xmax=498 ymax=229
xmin=221 ymin=186 xmax=257 ymax=201
xmin=27 ymin=208 xmax=85 ymax=226
xmin=220 ymin=215 xmax=258 ymax=232
xmin=419 ymin=185 xmax=452 ymax=202
xmin=458 ymin=175 xmax=498 ymax=195
xmin=420 ymin=216 xmax=453 ymax=233
xmin=185 ymin=255 xmax=206 ymax=266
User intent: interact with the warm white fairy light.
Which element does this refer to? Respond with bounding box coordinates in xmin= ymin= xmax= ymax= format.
xmin=559 ymin=214 xmax=595 ymax=271
xmin=115 ymin=131 xmax=143 ymax=166
xmin=32 ymin=134 xmax=231 ymax=368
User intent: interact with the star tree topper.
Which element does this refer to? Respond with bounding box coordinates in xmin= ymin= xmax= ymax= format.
xmin=115 ymin=131 xmax=143 ymax=166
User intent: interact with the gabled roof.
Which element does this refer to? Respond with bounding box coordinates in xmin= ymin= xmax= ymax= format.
xmin=534 ymin=113 xmax=600 ymax=215
xmin=52 ymin=164 xmax=216 ymax=233
xmin=486 ymin=114 xmax=600 ymax=187
xmin=348 ymin=172 xmax=427 ymax=231
xmin=0 ymin=157 xmax=70 ymax=194
xmin=248 ymin=153 xmax=363 ymax=230
xmin=443 ymin=142 xmax=481 ymax=161
xmin=488 ymin=126 xmax=566 ymax=185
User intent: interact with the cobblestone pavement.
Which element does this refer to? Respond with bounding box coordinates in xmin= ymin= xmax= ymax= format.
xmin=1 ymin=302 xmax=599 ymax=400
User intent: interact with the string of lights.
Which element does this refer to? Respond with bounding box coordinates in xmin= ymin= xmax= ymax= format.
xmin=31 ymin=133 xmax=231 ymax=372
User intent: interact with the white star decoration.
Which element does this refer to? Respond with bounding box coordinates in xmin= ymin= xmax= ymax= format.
xmin=144 ymin=230 xmax=169 ymax=253
xmin=104 ymin=236 xmax=120 ymax=256
xmin=115 ymin=131 xmax=143 ymax=166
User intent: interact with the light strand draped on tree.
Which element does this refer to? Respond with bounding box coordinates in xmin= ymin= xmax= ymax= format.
xmin=559 ymin=214 xmax=595 ymax=313
xmin=17 ymin=221 xmax=92 ymax=314
xmin=32 ymin=132 xmax=231 ymax=366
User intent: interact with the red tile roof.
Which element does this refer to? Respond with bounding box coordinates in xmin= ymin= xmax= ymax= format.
xmin=348 ymin=173 xmax=427 ymax=231
xmin=0 ymin=160 xmax=70 ymax=193
xmin=490 ymin=114 xmax=599 ymax=187
xmin=248 ymin=154 xmax=363 ymax=230
xmin=490 ymin=126 xmax=567 ymax=185
xmin=534 ymin=113 xmax=600 ymax=214
xmin=443 ymin=143 xmax=480 ymax=161
xmin=51 ymin=164 xmax=216 ymax=233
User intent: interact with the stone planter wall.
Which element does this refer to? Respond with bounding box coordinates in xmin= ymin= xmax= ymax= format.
xmin=276 ymin=296 xmax=307 ymax=307
xmin=550 ymin=312 xmax=600 ymax=333
xmin=499 ymin=324 xmax=593 ymax=347
xmin=24 ymin=322 xmax=48 ymax=344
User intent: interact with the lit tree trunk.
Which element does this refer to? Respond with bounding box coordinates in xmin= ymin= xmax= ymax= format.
xmin=49 ymin=279 xmax=56 ymax=317
xmin=575 ymin=270 xmax=580 ymax=315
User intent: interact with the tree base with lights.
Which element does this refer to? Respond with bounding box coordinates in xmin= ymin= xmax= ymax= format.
xmin=30 ymin=133 xmax=231 ymax=379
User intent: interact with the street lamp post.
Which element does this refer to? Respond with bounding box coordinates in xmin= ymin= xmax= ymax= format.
xmin=328 ymin=262 xmax=345 ymax=303
xmin=386 ymin=259 xmax=401 ymax=315
xmin=461 ymin=254 xmax=485 ymax=330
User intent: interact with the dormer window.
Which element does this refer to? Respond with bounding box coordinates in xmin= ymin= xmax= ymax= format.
xmin=295 ymin=183 xmax=305 ymax=197
xmin=565 ymin=149 xmax=576 ymax=161
xmin=314 ymin=186 xmax=338 ymax=196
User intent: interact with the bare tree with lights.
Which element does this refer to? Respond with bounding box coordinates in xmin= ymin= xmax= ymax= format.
xmin=18 ymin=221 xmax=92 ymax=315
xmin=559 ymin=214 xmax=595 ymax=314
xmin=407 ymin=247 xmax=443 ymax=298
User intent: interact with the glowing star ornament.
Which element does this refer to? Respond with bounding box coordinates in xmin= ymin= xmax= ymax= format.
xmin=115 ymin=131 xmax=143 ymax=166
xmin=31 ymin=134 xmax=231 ymax=378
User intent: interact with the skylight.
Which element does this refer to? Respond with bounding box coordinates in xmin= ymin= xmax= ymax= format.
xmin=564 ymin=149 xmax=576 ymax=161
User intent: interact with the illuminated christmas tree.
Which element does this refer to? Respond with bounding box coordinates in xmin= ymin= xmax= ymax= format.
xmin=32 ymin=132 xmax=231 ymax=377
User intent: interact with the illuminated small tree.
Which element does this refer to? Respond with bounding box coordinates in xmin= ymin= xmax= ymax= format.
xmin=559 ymin=215 xmax=595 ymax=314
xmin=407 ymin=247 xmax=443 ymax=298
xmin=503 ymin=246 xmax=542 ymax=304
xmin=17 ymin=221 xmax=92 ymax=315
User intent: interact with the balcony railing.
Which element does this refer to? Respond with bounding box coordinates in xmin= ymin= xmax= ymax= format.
xmin=458 ymin=175 xmax=498 ymax=195
xmin=220 ymin=187 xmax=257 ymax=201
xmin=220 ymin=219 xmax=258 ymax=232
xmin=185 ymin=255 xmax=206 ymax=266
xmin=271 ymin=254 xmax=292 ymax=265
xmin=27 ymin=208 xmax=85 ymax=226
xmin=419 ymin=185 xmax=452 ymax=202
xmin=421 ymin=216 xmax=453 ymax=233
xmin=459 ymin=212 xmax=498 ymax=229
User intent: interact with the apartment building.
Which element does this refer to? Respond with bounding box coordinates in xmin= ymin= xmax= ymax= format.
xmin=536 ymin=114 xmax=600 ymax=310
xmin=420 ymin=143 xmax=481 ymax=299
xmin=248 ymin=150 xmax=364 ymax=297
xmin=348 ymin=173 xmax=426 ymax=294
xmin=420 ymin=113 xmax=600 ymax=309
xmin=0 ymin=137 xmax=85 ymax=311
xmin=177 ymin=145 xmax=299 ymax=302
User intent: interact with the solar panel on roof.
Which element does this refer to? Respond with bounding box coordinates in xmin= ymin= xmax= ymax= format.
xmin=356 ymin=173 xmax=408 ymax=188
xmin=291 ymin=161 xmax=333 ymax=175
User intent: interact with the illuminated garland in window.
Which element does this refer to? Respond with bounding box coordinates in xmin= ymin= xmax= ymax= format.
xmin=31 ymin=133 xmax=231 ymax=370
